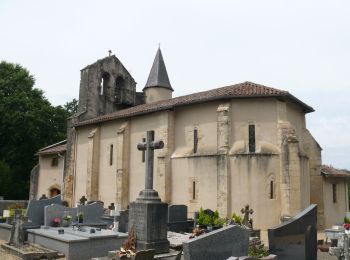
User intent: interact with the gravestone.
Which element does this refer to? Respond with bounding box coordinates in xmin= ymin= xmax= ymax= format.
xmin=182 ymin=225 xmax=250 ymax=260
xmin=268 ymin=204 xmax=317 ymax=260
xmin=168 ymin=205 xmax=193 ymax=232
xmin=129 ymin=130 xmax=169 ymax=254
xmin=77 ymin=201 xmax=104 ymax=223
xmin=44 ymin=204 xmax=78 ymax=226
xmin=118 ymin=209 xmax=129 ymax=233
xmin=168 ymin=205 xmax=187 ymax=223
xmin=26 ymin=195 xmax=61 ymax=226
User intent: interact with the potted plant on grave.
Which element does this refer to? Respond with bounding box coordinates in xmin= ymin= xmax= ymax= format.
xmin=231 ymin=213 xmax=243 ymax=226
xmin=198 ymin=207 xmax=211 ymax=229
xmin=52 ymin=217 xmax=61 ymax=227
xmin=213 ymin=217 xmax=226 ymax=229
xmin=198 ymin=208 xmax=222 ymax=231
xmin=77 ymin=213 xmax=84 ymax=223
xmin=63 ymin=215 xmax=72 ymax=227
xmin=0 ymin=216 xmax=6 ymax=223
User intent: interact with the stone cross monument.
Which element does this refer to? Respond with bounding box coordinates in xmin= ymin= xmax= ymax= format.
xmin=129 ymin=130 xmax=170 ymax=253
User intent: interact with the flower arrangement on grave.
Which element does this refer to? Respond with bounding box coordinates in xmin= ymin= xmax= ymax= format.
xmin=52 ymin=217 xmax=61 ymax=227
xmin=189 ymin=227 xmax=205 ymax=239
xmin=62 ymin=215 xmax=72 ymax=227
xmin=117 ymin=225 xmax=136 ymax=259
xmin=248 ymin=237 xmax=270 ymax=258
xmin=63 ymin=215 xmax=72 ymax=221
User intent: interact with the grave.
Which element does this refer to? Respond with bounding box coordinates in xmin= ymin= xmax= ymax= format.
xmin=182 ymin=225 xmax=250 ymax=260
xmin=27 ymin=226 xmax=128 ymax=260
xmin=1 ymin=211 xmax=60 ymax=259
xmin=268 ymin=204 xmax=317 ymax=260
xmin=168 ymin=205 xmax=193 ymax=233
xmin=129 ymin=130 xmax=170 ymax=254
xmin=26 ymin=195 xmax=61 ymax=226
xmin=43 ymin=201 xmax=108 ymax=228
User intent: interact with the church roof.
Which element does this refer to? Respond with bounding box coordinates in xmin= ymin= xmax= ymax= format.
xmin=36 ymin=140 xmax=67 ymax=155
xmin=75 ymin=81 xmax=314 ymax=127
xmin=321 ymin=165 xmax=350 ymax=178
xmin=143 ymin=48 xmax=173 ymax=91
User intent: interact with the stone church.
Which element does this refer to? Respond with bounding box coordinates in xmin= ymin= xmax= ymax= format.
xmin=30 ymin=48 xmax=349 ymax=231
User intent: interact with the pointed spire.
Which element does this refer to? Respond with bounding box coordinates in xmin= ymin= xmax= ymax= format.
xmin=144 ymin=48 xmax=173 ymax=91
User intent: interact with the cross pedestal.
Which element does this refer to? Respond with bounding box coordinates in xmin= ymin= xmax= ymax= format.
xmin=128 ymin=130 xmax=169 ymax=254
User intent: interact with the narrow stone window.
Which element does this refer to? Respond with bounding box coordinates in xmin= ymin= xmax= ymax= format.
xmin=142 ymin=138 xmax=146 ymax=162
xmin=109 ymin=144 xmax=113 ymax=166
xmin=192 ymin=181 xmax=196 ymax=200
xmin=51 ymin=157 xmax=58 ymax=167
xmin=193 ymin=128 xmax=198 ymax=153
xmin=100 ymin=78 xmax=104 ymax=95
xmin=270 ymin=181 xmax=274 ymax=199
xmin=332 ymin=184 xmax=337 ymax=203
xmin=248 ymin=124 xmax=255 ymax=153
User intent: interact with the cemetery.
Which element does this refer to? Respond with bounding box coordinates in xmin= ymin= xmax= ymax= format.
xmin=0 ymin=129 xmax=331 ymax=260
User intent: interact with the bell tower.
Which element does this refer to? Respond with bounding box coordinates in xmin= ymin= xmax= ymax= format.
xmin=78 ymin=55 xmax=138 ymax=121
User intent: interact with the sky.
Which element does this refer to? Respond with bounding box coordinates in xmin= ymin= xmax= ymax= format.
xmin=0 ymin=0 xmax=349 ymax=169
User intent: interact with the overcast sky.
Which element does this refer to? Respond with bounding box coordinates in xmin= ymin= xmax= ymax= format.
xmin=1 ymin=0 xmax=349 ymax=169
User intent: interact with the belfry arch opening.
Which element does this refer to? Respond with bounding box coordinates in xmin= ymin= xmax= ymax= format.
xmin=99 ymin=72 xmax=110 ymax=96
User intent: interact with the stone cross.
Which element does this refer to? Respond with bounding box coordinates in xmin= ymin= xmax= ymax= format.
xmin=137 ymin=130 xmax=164 ymax=200
xmin=241 ymin=204 xmax=253 ymax=227
xmin=9 ymin=211 xmax=27 ymax=247
xmin=79 ymin=195 xmax=87 ymax=205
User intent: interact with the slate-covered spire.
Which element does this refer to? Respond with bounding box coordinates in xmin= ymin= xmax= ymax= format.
xmin=143 ymin=48 xmax=173 ymax=91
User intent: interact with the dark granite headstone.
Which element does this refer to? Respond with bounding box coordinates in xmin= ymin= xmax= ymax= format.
xmin=183 ymin=225 xmax=250 ymax=260
xmin=26 ymin=195 xmax=61 ymax=226
xmin=77 ymin=201 xmax=104 ymax=223
xmin=118 ymin=209 xmax=129 ymax=233
xmin=168 ymin=205 xmax=187 ymax=223
xmin=268 ymin=204 xmax=317 ymax=260
xmin=167 ymin=205 xmax=193 ymax=232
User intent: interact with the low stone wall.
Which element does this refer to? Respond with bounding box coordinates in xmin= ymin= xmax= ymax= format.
xmin=0 ymin=200 xmax=28 ymax=216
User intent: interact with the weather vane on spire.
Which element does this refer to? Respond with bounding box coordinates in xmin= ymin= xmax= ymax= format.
xmin=108 ymin=50 xmax=112 ymax=56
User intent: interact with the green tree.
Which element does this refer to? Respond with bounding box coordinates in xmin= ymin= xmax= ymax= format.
xmin=64 ymin=98 xmax=79 ymax=117
xmin=0 ymin=61 xmax=68 ymax=199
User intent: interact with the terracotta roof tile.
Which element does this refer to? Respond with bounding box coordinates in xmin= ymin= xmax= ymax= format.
xmin=321 ymin=165 xmax=350 ymax=178
xmin=75 ymin=81 xmax=314 ymax=127
xmin=37 ymin=142 xmax=66 ymax=156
